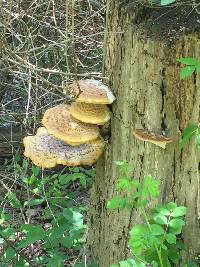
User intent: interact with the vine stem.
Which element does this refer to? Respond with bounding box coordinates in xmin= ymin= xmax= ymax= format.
xmin=141 ymin=207 xmax=164 ymax=267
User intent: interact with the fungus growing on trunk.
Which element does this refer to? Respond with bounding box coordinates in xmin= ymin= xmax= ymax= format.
xmin=70 ymin=102 xmax=111 ymax=125
xmin=42 ymin=104 xmax=99 ymax=145
xmin=133 ymin=128 xmax=173 ymax=149
xmin=64 ymin=79 xmax=116 ymax=104
xmin=23 ymin=127 xmax=105 ymax=168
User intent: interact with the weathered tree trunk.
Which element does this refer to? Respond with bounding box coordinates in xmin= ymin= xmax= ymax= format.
xmin=86 ymin=2 xmax=200 ymax=266
xmin=0 ymin=124 xmax=23 ymax=156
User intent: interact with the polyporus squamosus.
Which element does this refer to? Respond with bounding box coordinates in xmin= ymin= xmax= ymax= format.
xmin=23 ymin=127 xmax=105 ymax=168
xmin=64 ymin=79 xmax=116 ymax=104
xmin=42 ymin=104 xmax=100 ymax=145
xmin=133 ymin=128 xmax=173 ymax=149
xmin=70 ymin=102 xmax=111 ymax=125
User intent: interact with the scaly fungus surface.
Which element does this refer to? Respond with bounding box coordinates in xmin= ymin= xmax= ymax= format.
xmin=42 ymin=104 xmax=100 ymax=145
xmin=23 ymin=127 xmax=105 ymax=168
xmin=64 ymin=79 xmax=116 ymax=104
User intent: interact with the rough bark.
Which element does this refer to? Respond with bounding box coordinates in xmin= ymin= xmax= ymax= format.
xmin=86 ymin=2 xmax=200 ymax=266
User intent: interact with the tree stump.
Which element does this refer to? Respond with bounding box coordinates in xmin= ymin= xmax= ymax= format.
xmin=86 ymin=2 xmax=200 ymax=266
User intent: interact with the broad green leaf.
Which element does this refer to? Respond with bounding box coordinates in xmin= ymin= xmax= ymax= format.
xmin=171 ymin=206 xmax=187 ymax=217
xmin=178 ymin=58 xmax=199 ymax=65
xmin=32 ymin=165 xmax=40 ymax=176
xmin=161 ymin=0 xmax=176 ymax=5
xmin=143 ymin=176 xmax=160 ymax=197
xmin=179 ymin=124 xmax=198 ymax=150
xmin=24 ymin=198 xmax=45 ymax=207
xmin=155 ymin=207 xmax=171 ymax=216
xmin=180 ymin=66 xmax=195 ymax=79
xmin=17 ymin=224 xmax=46 ymax=249
xmin=63 ymin=208 xmax=84 ymax=227
xmin=195 ymin=64 xmax=200 ymax=72
xmin=153 ymin=214 xmax=168 ymax=225
xmin=166 ymin=202 xmax=177 ymax=211
xmin=160 ymin=249 xmax=171 ymax=267
xmin=111 ymin=265 xmax=119 ymax=267
xmin=150 ymin=224 xmax=164 ymax=236
xmin=3 ymin=247 xmax=16 ymax=261
xmin=168 ymin=249 xmax=180 ymax=264
xmin=0 ymin=227 xmax=14 ymax=238
xmin=6 ymin=192 xmax=22 ymax=209
xmin=107 ymin=197 xmax=131 ymax=209
xmin=166 ymin=233 xmax=176 ymax=244
xmin=117 ymin=178 xmax=131 ymax=191
xmin=119 ymin=259 xmax=145 ymax=267
xmin=169 ymin=218 xmax=185 ymax=234
xmin=130 ymin=225 xmax=148 ymax=237
xmin=115 ymin=161 xmax=133 ymax=174
xmin=47 ymin=255 xmax=64 ymax=267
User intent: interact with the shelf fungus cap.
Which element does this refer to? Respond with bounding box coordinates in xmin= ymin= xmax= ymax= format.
xmin=23 ymin=127 xmax=105 ymax=168
xmin=64 ymin=79 xmax=116 ymax=104
xmin=42 ymin=104 xmax=99 ymax=145
xmin=133 ymin=129 xmax=173 ymax=149
xmin=70 ymin=102 xmax=111 ymax=125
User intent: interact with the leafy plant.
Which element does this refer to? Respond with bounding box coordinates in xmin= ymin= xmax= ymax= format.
xmin=178 ymin=58 xmax=200 ymax=79
xmin=108 ymin=162 xmax=196 ymax=267
xmin=148 ymin=0 xmax=176 ymax=6
xmin=0 ymin=158 xmax=94 ymax=266
xmin=160 ymin=0 xmax=176 ymax=5
xmin=179 ymin=124 xmax=200 ymax=150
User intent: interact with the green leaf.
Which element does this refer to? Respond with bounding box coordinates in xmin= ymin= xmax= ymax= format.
xmin=107 ymin=197 xmax=131 ymax=209
xmin=169 ymin=218 xmax=185 ymax=234
xmin=118 ymin=259 xmax=145 ymax=267
xmin=6 ymin=192 xmax=22 ymax=209
xmin=3 ymin=247 xmax=16 ymax=261
xmin=195 ymin=63 xmax=200 ymax=72
xmin=63 ymin=208 xmax=84 ymax=227
xmin=155 ymin=207 xmax=171 ymax=216
xmin=166 ymin=233 xmax=176 ymax=244
xmin=166 ymin=202 xmax=177 ymax=212
xmin=178 ymin=58 xmax=199 ymax=65
xmin=150 ymin=224 xmax=164 ymax=236
xmin=17 ymin=224 xmax=46 ymax=249
xmin=24 ymin=198 xmax=45 ymax=207
xmin=47 ymin=255 xmax=64 ymax=267
xmin=168 ymin=249 xmax=180 ymax=264
xmin=143 ymin=175 xmax=160 ymax=197
xmin=161 ymin=0 xmax=176 ymax=5
xmin=180 ymin=66 xmax=195 ymax=79
xmin=153 ymin=214 xmax=168 ymax=225
xmin=179 ymin=124 xmax=198 ymax=150
xmin=115 ymin=161 xmax=133 ymax=174
xmin=171 ymin=206 xmax=187 ymax=217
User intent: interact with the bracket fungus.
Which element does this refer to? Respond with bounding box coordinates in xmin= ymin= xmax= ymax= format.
xmin=23 ymin=79 xmax=116 ymax=168
xmin=23 ymin=128 xmax=105 ymax=168
xmin=70 ymin=102 xmax=111 ymax=125
xmin=42 ymin=104 xmax=99 ymax=145
xmin=133 ymin=128 xmax=173 ymax=149
xmin=64 ymin=79 xmax=116 ymax=104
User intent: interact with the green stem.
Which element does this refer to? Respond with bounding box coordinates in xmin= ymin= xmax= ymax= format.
xmin=141 ymin=207 xmax=164 ymax=267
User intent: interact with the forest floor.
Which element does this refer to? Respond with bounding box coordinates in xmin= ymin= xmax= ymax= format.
xmin=0 ymin=1 xmax=104 ymax=265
